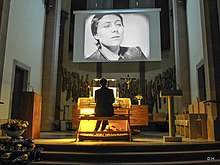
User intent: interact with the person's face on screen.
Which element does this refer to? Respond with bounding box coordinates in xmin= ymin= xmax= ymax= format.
xmin=94 ymin=14 xmax=124 ymax=48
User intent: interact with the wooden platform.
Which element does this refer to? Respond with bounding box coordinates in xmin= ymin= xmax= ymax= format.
xmin=130 ymin=105 xmax=148 ymax=126
xmin=76 ymin=115 xmax=131 ymax=141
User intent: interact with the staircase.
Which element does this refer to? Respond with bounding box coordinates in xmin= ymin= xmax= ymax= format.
xmin=31 ymin=142 xmax=220 ymax=165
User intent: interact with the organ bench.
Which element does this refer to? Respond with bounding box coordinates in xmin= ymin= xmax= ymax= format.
xmin=76 ymin=115 xmax=131 ymax=141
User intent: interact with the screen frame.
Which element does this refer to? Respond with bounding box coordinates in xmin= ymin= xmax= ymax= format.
xmin=73 ymin=8 xmax=161 ymax=63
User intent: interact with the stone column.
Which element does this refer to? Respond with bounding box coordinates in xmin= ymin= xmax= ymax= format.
xmin=0 ymin=0 xmax=11 ymax=99
xmin=55 ymin=11 xmax=69 ymax=121
xmin=41 ymin=0 xmax=62 ymax=131
xmin=202 ymin=0 xmax=220 ymax=141
xmin=172 ymin=0 xmax=191 ymax=110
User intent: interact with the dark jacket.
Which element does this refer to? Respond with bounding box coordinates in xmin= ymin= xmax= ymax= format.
xmin=95 ymin=86 xmax=114 ymax=117
xmin=86 ymin=46 xmax=147 ymax=61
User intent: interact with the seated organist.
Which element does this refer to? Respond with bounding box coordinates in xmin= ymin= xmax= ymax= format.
xmin=94 ymin=77 xmax=115 ymax=131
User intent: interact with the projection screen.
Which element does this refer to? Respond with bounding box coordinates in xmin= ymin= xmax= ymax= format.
xmin=73 ymin=9 xmax=161 ymax=62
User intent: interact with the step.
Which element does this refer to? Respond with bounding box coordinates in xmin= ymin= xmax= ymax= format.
xmin=35 ymin=142 xmax=220 ymax=153
xmin=31 ymin=141 xmax=220 ymax=165
xmin=31 ymin=159 xmax=220 ymax=165
xmin=36 ymin=149 xmax=220 ymax=163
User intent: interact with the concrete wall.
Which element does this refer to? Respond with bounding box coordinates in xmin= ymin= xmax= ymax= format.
xmin=0 ymin=0 xmax=45 ymax=118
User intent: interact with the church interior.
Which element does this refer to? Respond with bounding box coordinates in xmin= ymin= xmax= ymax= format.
xmin=0 ymin=0 xmax=220 ymax=164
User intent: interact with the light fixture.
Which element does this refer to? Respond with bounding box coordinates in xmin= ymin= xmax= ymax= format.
xmin=80 ymin=108 xmax=95 ymax=116
xmin=177 ymin=0 xmax=182 ymax=4
xmin=136 ymin=0 xmax=139 ymax=7
xmin=43 ymin=0 xmax=54 ymax=15
xmin=177 ymin=0 xmax=186 ymax=10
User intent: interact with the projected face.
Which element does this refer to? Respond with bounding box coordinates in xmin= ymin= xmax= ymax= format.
xmin=92 ymin=14 xmax=124 ymax=48
xmin=83 ymin=12 xmax=153 ymax=61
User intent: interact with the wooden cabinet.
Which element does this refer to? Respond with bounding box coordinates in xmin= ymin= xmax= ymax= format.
xmin=12 ymin=92 xmax=42 ymax=139
xmin=130 ymin=105 xmax=148 ymax=126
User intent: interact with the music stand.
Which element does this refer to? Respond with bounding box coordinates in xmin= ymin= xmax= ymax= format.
xmin=160 ymin=90 xmax=183 ymax=142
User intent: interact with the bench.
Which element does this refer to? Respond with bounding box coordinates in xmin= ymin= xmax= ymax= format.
xmin=76 ymin=115 xmax=131 ymax=141
xmin=175 ymin=98 xmax=207 ymax=139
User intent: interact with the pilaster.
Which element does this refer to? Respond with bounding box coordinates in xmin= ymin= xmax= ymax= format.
xmin=172 ymin=0 xmax=191 ymax=110
xmin=202 ymin=0 xmax=220 ymax=141
xmin=0 ymin=0 xmax=11 ymax=99
xmin=41 ymin=0 xmax=62 ymax=131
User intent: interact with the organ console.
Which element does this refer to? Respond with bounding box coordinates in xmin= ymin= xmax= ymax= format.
xmin=75 ymin=79 xmax=132 ymax=141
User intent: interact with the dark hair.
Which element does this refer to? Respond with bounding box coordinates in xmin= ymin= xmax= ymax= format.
xmin=91 ymin=13 xmax=124 ymax=37
xmin=100 ymin=77 xmax=107 ymax=87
